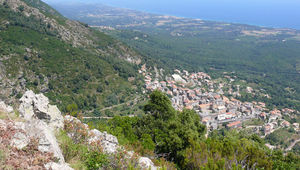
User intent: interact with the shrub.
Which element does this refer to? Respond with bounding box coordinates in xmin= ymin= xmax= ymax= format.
xmin=18 ymin=5 xmax=25 ymax=12
xmin=84 ymin=151 xmax=109 ymax=170
xmin=56 ymin=131 xmax=88 ymax=162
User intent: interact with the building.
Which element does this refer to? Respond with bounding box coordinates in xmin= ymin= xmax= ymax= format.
xmin=227 ymin=121 xmax=242 ymax=128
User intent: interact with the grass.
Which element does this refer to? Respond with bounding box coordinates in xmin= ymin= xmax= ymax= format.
xmin=265 ymin=128 xmax=298 ymax=149
xmin=0 ymin=110 xmax=21 ymax=121
xmin=243 ymin=118 xmax=265 ymax=126
xmin=56 ymin=130 xmax=89 ymax=169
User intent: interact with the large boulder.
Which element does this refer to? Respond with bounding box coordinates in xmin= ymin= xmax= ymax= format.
xmin=0 ymin=119 xmax=73 ymax=170
xmin=138 ymin=157 xmax=158 ymax=170
xmin=19 ymin=90 xmax=64 ymax=130
xmin=88 ymin=129 xmax=119 ymax=154
xmin=10 ymin=120 xmax=65 ymax=163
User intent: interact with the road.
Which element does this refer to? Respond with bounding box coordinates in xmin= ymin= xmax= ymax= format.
xmin=83 ymin=95 xmax=142 ymax=118
xmin=83 ymin=115 xmax=136 ymax=119
xmin=217 ymin=115 xmax=255 ymax=124
xmin=285 ymin=138 xmax=300 ymax=151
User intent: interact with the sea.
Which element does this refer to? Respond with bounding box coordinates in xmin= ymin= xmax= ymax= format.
xmin=44 ymin=0 xmax=300 ymax=30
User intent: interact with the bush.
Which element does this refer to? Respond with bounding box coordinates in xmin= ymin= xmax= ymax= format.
xmin=56 ymin=131 xmax=88 ymax=163
xmin=84 ymin=151 xmax=109 ymax=170
xmin=18 ymin=5 xmax=24 ymax=12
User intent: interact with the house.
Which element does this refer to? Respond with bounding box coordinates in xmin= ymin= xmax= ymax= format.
xmin=293 ymin=123 xmax=299 ymax=131
xmin=185 ymin=105 xmax=193 ymax=110
xmin=264 ymin=124 xmax=273 ymax=134
xmin=281 ymin=120 xmax=291 ymax=128
xmin=227 ymin=121 xmax=242 ymax=128
xmin=259 ymin=112 xmax=267 ymax=120
xmin=199 ymin=104 xmax=211 ymax=112
xmin=217 ymin=113 xmax=234 ymax=121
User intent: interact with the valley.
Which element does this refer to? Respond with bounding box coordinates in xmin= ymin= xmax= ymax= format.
xmin=0 ymin=0 xmax=300 ymax=169
xmin=51 ymin=2 xmax=300 ymax=111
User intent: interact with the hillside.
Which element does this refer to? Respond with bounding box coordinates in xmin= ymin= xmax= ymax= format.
xmin=0 ymin=0 xmax=146 ymax=115
xmin=51 ymin=2 xmax=300 ymax=111
xmin=1 ymin=1 xmax=300 ymax=169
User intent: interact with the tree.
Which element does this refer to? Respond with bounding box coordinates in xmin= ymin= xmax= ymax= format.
xmin=18 ymin=5 xmax=24 ymax=12
xmin=66 ymin=103 xmax=79 ymax=117
xmin=140 ymin=91 xmax=206 ymax=165
xmin=143 ymin=90 xmax=175 ymax=120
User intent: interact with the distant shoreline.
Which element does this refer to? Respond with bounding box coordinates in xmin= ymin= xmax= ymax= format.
xmin=44 ymin=0 xmax=300 ymax=30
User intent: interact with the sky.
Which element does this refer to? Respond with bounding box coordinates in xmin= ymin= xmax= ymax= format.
xmin=43 ymin=0 xmax=300 ymax=29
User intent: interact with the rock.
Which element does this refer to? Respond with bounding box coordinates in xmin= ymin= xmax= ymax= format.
xmin=44 ymin=162 xmax=73 ymax=170
xmin=10 ymin=132 xmax=30 ymax=149
xmin=64 ymin=115 xmax=159 ymax=169
xmin=9 ymin=119 xmax=65 ymax=163
xmin=19 ymin=90 xmax=64 ymax=129
xmin=138 ymin=157 xmax=158 ymax=170
xmin=0 ymin=101 xmax=14 ymax=113
xmin=27 ymin=120 xmax=65 ymax=162
xmin=88 ymin=129 xmax=119 ymax=154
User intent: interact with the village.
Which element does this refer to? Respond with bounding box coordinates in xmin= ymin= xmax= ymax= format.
xmin=139 ymin=65 xmax=300 ymax=137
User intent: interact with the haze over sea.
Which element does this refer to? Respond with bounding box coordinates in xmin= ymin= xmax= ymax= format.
xmin=44 ymin=0 xmax=300 ymax=30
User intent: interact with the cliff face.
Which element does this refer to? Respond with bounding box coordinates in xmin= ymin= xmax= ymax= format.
xmin=0 ymin=91 xmax=157 ymax=169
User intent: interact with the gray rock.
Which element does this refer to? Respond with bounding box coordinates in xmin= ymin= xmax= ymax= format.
xmin=44 ymin=162 xmax=73 ymax=170
xmin=0 ymin=101 xmax=14 ymax=113
xmin=138 ymin=157 xmax=158 ymax=170
xmin=19 ymin=90 xmax=64 ymax=130
xmin=9 ymin=120 xmax=65 ymax=163
xmin=88 ymin=129 xmax=119 ymax=154
xmin=11 ymin=132 xmax=29 ymax=150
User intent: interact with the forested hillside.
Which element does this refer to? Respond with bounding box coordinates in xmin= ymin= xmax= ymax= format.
xmin=0 ymin=0 xmax=145 ymax=115
xmin=51 ymin=2 xmax=300 ymax=111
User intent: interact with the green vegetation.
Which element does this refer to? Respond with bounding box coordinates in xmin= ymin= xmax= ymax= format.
xmin=57 ymin=130 xmax=112 ymax=170
xmin=57 ymin=131 xmax=89 ymax=169
xmin=0 ymin=3 xmax=144 ymax=115
xmin=87 ymin=91 xmax=300 ymax=169
xmin=265 ymin=128 xmax=300 ymax=148
xmin=243 ymin=118 xmax=265 ymax=126
xmin=108 ymin=29 xmax=300 ymax=111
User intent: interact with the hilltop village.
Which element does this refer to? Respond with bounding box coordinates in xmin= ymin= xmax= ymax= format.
xmin=139 ymin=65 xmax=299 ymax=137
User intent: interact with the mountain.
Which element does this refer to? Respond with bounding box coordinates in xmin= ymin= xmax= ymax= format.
xmin=1 ymin=1 xmax=300 ymax=169
xmin=49 ymin=2 xmax=300 ymax=111
xmin=0 ymin=0 xmax=146 ymax=115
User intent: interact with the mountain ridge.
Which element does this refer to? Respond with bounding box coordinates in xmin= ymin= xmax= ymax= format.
xmin=0 ymin=0 xmax=145 ymax=115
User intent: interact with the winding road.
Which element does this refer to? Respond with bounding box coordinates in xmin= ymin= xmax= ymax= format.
xmin=285 ymin=138 xmax=300 ymax=151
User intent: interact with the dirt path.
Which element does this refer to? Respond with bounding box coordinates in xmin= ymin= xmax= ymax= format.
xmin=285 ymin=138 xmax=300 ymax=151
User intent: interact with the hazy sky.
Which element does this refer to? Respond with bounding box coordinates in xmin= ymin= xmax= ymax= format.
xmin=43 ymin=0 xmax=300 ymax=29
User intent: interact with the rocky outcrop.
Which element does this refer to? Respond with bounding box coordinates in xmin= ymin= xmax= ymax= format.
xmin=0 ymin=118 xmax=72 ymax=169
xmin=19 ymin=90 xmax=64 ymax=130
xmin=0 ymin=91 xmax=72 ymax=169
xmin=64 ymin=115 xmax=119 ymax=154
xmin=88 ymin=129 xmax=119 ymax=154
xmin=0 ymin=101 xmax=14 ymax=113
xmin=64 ymin=115 xmax=159 ymax=170
xmin=139 ymin=157 xmax=158 ymax=170
xmin=1 ymin=90 xmax=157 ymax=170
xmin=10 ymin=120 xmax=65 ymax=162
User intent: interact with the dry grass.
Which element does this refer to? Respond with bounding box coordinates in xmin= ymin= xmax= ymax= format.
xmin=0 ymin=110 xmax=23 ymax=122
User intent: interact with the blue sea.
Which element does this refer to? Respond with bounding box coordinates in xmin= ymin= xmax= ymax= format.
xmin=44 ymin=0 xmax=300 ymax=30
